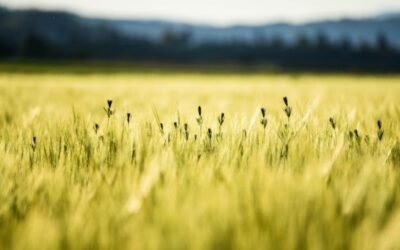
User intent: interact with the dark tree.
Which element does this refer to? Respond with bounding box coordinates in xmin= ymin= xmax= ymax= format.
xmin=21 ymin=32 xmax=55 ymax=58
xmin=376 ymin=32 xmax=390 ymax=51
xmin=270 ymin=35 xmax=285 ymax=49
xmin=316 ymin=32 xmax=330 ymax=49
xmin=295 ymin=33 xmax=311 ymax=49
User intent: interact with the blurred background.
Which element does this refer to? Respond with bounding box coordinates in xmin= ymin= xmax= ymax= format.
xmin=0 ymin=0 xmax=400 ymax=72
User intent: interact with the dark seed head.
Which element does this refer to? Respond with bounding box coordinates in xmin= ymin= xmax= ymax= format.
xmin=329 ymin=117 xmax=336 ymax=129
xmin=107 ymin=100 xmax=113 ymax=108
xmin=218 ymin=113 xmax=225 ymax=125
xmin=127 ymin=113 xmax=131 ymax=123
xmin=160 ymin=123 xmax=164 ymax=131
xmin=377 ymin=120 xmax=382 ymax=130
xmin=196 ymin=107 xmax=203 ymax=125
xmin=261 ymin=119 xmax=267 ymax=128
xmin=377 ymin=120 xmax=384 ymax=141
xmin=260 ymin=108 xmax=268 ymax=128
xmin=284 ymin=106 xmax=292 ymax=118
xmin=31 ymin=136 xmax=37 ymax=151
xmin=207 ymin=128 xmax=212 ymax=139
xmin=261 ymin=108 xmax=266 ymax=118
xmin=184 ymin=123 xmax=189 ymax=140
xmin=354 ymin=129 xmax=359 ymax=138
xmin=173 ymin=122 xmax=178 ymax=129
xmin=378 ymin=130 xmax=384 ymax=141
xmin=94 ymin=123 xmax=100 ymax=133
xmin=283 ymin=96 xmax=288 ymax=106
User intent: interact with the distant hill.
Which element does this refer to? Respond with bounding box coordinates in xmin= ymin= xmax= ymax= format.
xmin=0 ymin=6 xmax=399 ymax=72
xmin=101 ymin=16 xmax=400 ymax=48
xmin=1 ymin=6 xmax=400 ymax=48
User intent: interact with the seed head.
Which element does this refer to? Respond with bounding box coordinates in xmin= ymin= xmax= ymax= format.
xmin=107 ymin=100 xmax=113 ymax=108
xmin=184 ymin=123 xmax=189 ymax=140
xmin=207 ymin=128 xmax=212 ymax=139
xmin=31 ymin=136 xmax=37 ymax=151
xmin=354 ymin=129 xmax=360 ymax=139
xmin=329 ymin=117 xmax=336 ymax=129
xmin=377 ymin=120 xmax=384 ymax=141
xmin=260 ymin=107 xmax=266 ymax=118
xmin=173 ymin=122 xmax=178 ymax=129
xmin=127 ymin=113 xmax=131 ymax=124
xmin=378 ymin=130 xmax=384 ymax=141
xmin=104 ymin=100 xmax=115 ymax=118
xmin=196 ymin=106 xmax=203 ymax=126
xmin=284 ymin=106 xmax=292 ymax=118
xmin=93 ymin=123 xmax=100 ymax=134
xmin=261 ymin=119 xmax=268 ymax=129
xmin=218 ymin=112 xmax=225 ymax=126
xmin=283 ymin=96 xmax=289 ymax=106
xmin=259 ymin=108 xmax=268 ymax=129
xmin=283 ymin=97 xmax=292 ymax=119
xmin=377 ymin=120 xmax=382 ymax=130
xmin=159 ymin=123 xmax=164 ymax=134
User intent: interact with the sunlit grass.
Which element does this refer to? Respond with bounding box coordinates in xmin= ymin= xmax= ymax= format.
xmin=0 ymin=72 xmax=400 ymax=249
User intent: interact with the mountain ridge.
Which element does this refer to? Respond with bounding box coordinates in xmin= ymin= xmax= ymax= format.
xmin=1 ymin=5 xmax=400 ymax=73
xmin=1 ymin=6 xmax=400 ymax=48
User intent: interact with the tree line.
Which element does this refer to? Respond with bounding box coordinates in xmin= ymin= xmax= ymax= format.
xmin=1 ymin=29 xmax=399 ymax=72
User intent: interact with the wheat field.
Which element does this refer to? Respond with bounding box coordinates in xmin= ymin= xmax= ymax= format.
xmin=0 ymin=72 xmax=400 ymax=250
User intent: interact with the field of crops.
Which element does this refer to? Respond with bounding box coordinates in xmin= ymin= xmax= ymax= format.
xmin=0 ymin=71 xmax=400 ymax=250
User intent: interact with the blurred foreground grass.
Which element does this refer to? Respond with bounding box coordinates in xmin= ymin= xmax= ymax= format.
xmin=0 ymin=71 xmax=400 ymax=249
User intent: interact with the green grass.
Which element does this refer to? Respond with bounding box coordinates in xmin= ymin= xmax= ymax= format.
xmin=0 ymin=72 xmax=400 ymax=250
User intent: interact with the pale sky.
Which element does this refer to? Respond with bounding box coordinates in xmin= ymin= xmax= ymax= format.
xmin=2 ymin=0 xmax=400 ymax=25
